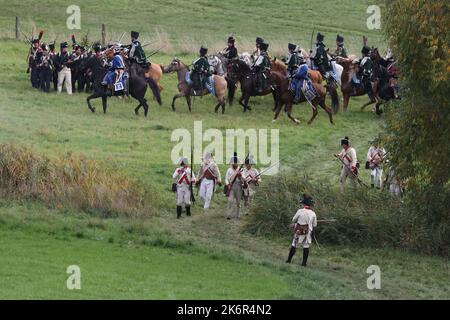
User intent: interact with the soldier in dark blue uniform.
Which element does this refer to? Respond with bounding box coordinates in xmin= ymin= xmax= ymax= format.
xmin=37 ymin=43 xmax=52 ymax=92
xmin=29 ymin=39 xmax=41 ymax=89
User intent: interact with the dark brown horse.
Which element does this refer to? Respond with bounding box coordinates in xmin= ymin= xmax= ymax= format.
xmin=273 ymin=76 xmax=334 ymax=125
xmin=229 ymin=59 xmax=284 ymax=112
xmin=164 ymin=58 xmax=228 ymax=114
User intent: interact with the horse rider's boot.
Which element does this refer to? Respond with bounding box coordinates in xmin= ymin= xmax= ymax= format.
xmin=286 ymin=246 xmax=296 ymax=263
xmin=186 ymin=206 xmax=191 ymax=217
xmin=176 ymin=206 xmax=182 ymax=219
xmin=301 ymin=248 xmax=309 ymax=267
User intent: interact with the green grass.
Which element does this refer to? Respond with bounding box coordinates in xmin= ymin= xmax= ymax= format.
xmin=0 ymin=0 xmax=448 ymax=299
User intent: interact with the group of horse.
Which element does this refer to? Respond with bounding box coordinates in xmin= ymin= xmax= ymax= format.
xmin=83 ymin=46 xmax=398 ymax=125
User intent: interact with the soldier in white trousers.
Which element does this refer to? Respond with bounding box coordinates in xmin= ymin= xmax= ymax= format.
xmin=243 ymin=155 xmax=261 ymax=214
xmin=197 ymin=152 xmax=222 ymax=210
xmin=172 ymin=157 xmax=196 ymax=219
xmin=225 ymin=153 xmax=247 ymax=220
xmin=286 ymin=195 xmax=317 ymax=267
xmin=367 ymin=139 xmax=386 ymax=189
xmin=55 ymin=42 xmax=72 ymax=95
xmin=335 ymin=136 xmax=358 ymax=192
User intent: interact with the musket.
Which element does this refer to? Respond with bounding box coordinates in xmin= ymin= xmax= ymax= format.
xmin=334 ymin=155 xmax=368 ymax=188
xmin=146 ymin=44 xmax=167 ymax=59
xmin=245 ymin=155 xmax=289 ymax=184
xmin=226 ymin=153 xmax=249 ymax=197
xmin=190 ymin=146 xmax=196 ymax=204
xmin=118 ymin=32 xmax=126 ymax=43
xmin=142 ymin=40 xmax=159 ymax=48
xmin=310 ymin=28 xmax=315 ymax=53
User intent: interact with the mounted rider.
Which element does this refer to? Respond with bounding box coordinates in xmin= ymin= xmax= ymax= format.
xmin=101 ymin=45 xmax=126 ymax=94
xmin=313 ymin=33 xmax=332 ymax=79
xmin=360 ymin=46 xmax=375 ymax=102
xmin=252 ymin=41 xmax=271 ymax=93
xmin=251 ymin=37 xmax=264 ymax=63
xmin=222 ymin=36 xmax=238 ymax=79
xmin=290 ymin=64 xmax=317 ymax=103
xmin=284 ymin=43 xmax=302 ymax=78
xmin=128 ymin=31 xmax=149 ymax=68
xmin=334 ymin=34 xmax=348 ymax=59
xmin=191 ymin=46 xmax=211 ymax=95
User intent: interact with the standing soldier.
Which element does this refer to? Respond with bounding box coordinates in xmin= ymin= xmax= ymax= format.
xmin=197 ymin=152 xmax=222 ymax=210
xmin=243 ymin=155 xmax=261 ymax=214
xmin=191 ymin=46 xmax=211 ymax=95
xmin=285 ymin=43 xmax=302 ymax=78
xmin=172 ymin=157 xmax=196 ymax=219
xmin=313 ymin=33 xmax=331 ymax=79
xmin=37 ymin=43 xmax=52 ymax=93
xmin=225 ymin=153 xmax=247 ymax=220
xmin=286 ymin=194 xmax=317 ymax=267
xmin=29 ymin=38 xmax=41 ymax=89
xmin=335 ymin=136 xmax=358 ymax=192
xmin=367 ymin=139 xmax=386 ymax=189
xmin=55 ymin=42 xmax=73 ymax=95
xmin=252 ymin=41 xmax=271 ymax=93
xmin=334 ymin=35 xmax=348 ymax=58
xmin=48 ymin=43 xmax=58 ymax=91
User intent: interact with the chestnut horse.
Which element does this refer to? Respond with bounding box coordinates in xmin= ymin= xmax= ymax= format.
xmin=273 ymin=76 xmax=334 ymax=125
xmin=271 ymin=58 xmax=340 ymax=114
xmin=164 ymin=58 xmax=228 ymax=114
xmin=145 ymin=63 xmax=165 ymax=92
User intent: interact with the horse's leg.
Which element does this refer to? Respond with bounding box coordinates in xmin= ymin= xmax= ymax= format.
xmin=286 ymin=103 xmax=300 ymax=124
xmin=272 ymin=100 xmax=283 ymax=122
xmin=238 ymin=95 xmax=246 ymax=109
xmin=243 ymin=96 xmax=251 ymax=112
xmin=343 ymin=93 xmax=350 ymax=112
xmin=318 ymin=99 xmax=335 ymax=125
xmin=307 ymin=103 xmax=319 ymax=125
xmin=185 ymin=95 xmax=192 ymax=112
xmin=135 ymin=103 xmax=141 ymax=115
xmin=102 ymin=95 xmax=108 ymax=114
xmin=361 ymin=99 xmax=376 ymax=110
xmin=142 ymin=98 xmax=149 ymax=117
xmin=86 ymin=93 xmax=97 ymax=113
xmin=172 ymin=93 xmax=184 ymax=112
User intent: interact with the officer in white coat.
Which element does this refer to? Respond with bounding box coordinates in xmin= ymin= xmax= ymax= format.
xmin=197 ymin=152 xmax=222 ymax=210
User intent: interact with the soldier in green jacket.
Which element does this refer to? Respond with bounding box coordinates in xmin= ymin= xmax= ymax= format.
xmin=191 ymin=46 xmax=211 ymax=94
xmin=129 ymin=31 xmax=149 ymax=67
xmin=252 ymin=42 xmax=271 ymax=93
xmin=285 ymin=43 xmax=302 ymax=78
xmin=334 ymin=35 xmax=348 ymax=58
xmin=313 ymin=33 xmax=331 ymax=78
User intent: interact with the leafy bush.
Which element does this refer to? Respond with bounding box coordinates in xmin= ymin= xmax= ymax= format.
xmin=0 ymin=143 xmax=156 ymax=218
xmin=244 ymin=174 xmax=449 ymax=256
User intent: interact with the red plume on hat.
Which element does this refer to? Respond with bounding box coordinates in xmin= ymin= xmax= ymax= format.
xmin=38 ymin=30 xmax=44 ymax=41
xmin=71 ymin=34 xmax=76 ymax=44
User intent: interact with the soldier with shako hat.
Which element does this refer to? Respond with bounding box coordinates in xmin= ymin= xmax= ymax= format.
xmin=222 ymin=36 xmax=238 ymax=79
xmin=334 ymin=34 xmax=348 ymax=59
xmin=286 ymin=194 xmax=317 ymax=267
xmin=285 ymin=43 xmax=303 ymax=78
xmin=172 ymin=157 xmax=196 ymax=219
xmin=313 ymin=32 xmax=332 ymax=79
xmin=242 ymin=155 xmax=261 ymax=213
xmin=225 ymin=153 xmax=247 ymax=220
xmin=197 ymin=152 xmax=222 ymax=210
xmin=191 ymin=46 xmax=211 ymax=95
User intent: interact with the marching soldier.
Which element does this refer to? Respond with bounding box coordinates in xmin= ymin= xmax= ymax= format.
xmin=225 ymin=153 xmax=247 ymax=220
xmin=243 ymin=155 xmax=261 ymax=213
xmin=313 ymin=33 xmax=331 ymax=79
xmin=252 ymin=41 xmax=271 ymax=93
xmin=197 ymin=152 xmax=222 ymax=210
xmin=172 ymin=157 xmax=196 ymax=219
xmin=285 ymin=43 xmax=302 ymax=78
xmin=191 ymin=46 xmax=211 ymax=95
xmin=367 ymin=138 xmax=387 ymax=189
xmin=286 ymin=194 xmax=317 ymax=267
xmin=334 ymin=35 xmax=348 ymax=58
xmin=55 ymin=42 xmax=73 ymax=95
xmin=335 ymin=136 xmax=358 ymax=192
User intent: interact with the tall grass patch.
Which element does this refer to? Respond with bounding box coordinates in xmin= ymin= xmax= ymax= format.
xmin=244 ymin=174 xmax=449 ymax=256
xmin=0 ymin=143 xmax=156 ymax=218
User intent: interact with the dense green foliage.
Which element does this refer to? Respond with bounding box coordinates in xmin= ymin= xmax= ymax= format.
xmin=383 ymin=0 xmax=450 ymax=255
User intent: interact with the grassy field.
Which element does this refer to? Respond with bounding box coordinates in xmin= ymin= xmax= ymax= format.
xmin=0 ymin=0 xmax=448 ymax=299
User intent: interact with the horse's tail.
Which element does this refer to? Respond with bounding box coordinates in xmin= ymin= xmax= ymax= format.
xmin=147 ymin=77 xmax=162 ymax=105
xmin=227 ymin=78 xmax=235 ymax=106
xmin=327 ymin=82 xmax=340 ymax=114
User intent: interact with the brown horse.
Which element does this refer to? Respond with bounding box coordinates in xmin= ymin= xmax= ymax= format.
xmin=273 ymin=76 xmax=334 ymax=125
xmin=271 ymin=58 xmax=340 ymax=113
xmin=337 ymin=55 xmax=377 ymax=112
xmin=230 ymin=59 xmax=285 ymax=112
xmin=145 ymin=63 xmax=165 ymax=92
xmin=164 ymin=58 xmax=228 ymax=113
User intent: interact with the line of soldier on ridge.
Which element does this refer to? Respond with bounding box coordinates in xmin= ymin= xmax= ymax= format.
xmin=25 ymin=30 xmax=150 ymax=95
xmin=25 ymin=30 xmax=398 ymax=107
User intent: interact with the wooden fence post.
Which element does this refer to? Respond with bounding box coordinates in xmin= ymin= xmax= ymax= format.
xmin=15 ymin=16 xmax=19 ymax=39
xmin=101 ymin=24 xmax=106 ymax=46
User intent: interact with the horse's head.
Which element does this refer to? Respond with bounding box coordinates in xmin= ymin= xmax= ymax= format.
xmin=164 ymin=58 xmax=184 ymax=73
xmin=231 ymin=59 xmax=250 ymax=76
